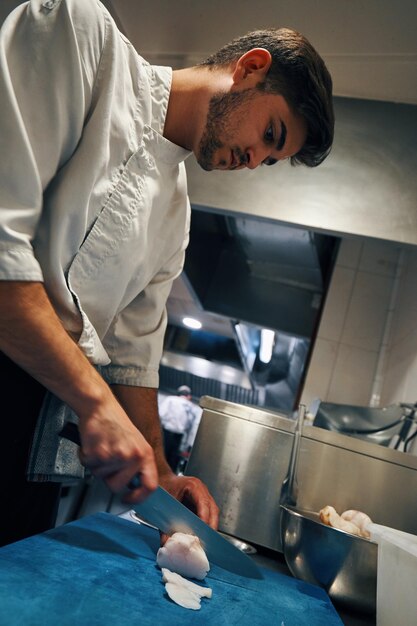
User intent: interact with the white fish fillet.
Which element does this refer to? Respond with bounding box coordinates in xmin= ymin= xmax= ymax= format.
xmin=319 ymin=505 xmax=373 ymax=538
xmin=161 ymin=568 xmax=212 ymax=598
xmin=156 ymin=532 xmax=210 ymax=580
xmin=162 ymin=568 xmax=212 ymax=610
xmin=319 ymin=505 xmax=362 ymax=536
xmin=165 ymin=582 xmax=202 ymax=610
xmin=341 ymin=509 xmax=372 ymax=538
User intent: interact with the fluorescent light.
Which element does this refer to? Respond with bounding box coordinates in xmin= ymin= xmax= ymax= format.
xmin=182 ymin=317 xmax=202 ymax=330
xmin=259 ymin=328 xmax=275 ymax=364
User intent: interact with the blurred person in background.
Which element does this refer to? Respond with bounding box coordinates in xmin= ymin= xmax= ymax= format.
xmin=159 ymin=386 xmax=202 ymax=472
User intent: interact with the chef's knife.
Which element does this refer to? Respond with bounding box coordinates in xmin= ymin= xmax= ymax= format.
xmin=60 ymin=422 xmax=263 ymax=579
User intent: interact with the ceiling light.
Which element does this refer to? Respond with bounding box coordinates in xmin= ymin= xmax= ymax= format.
xmin=182 ymin=317 xmax=202 ymax=330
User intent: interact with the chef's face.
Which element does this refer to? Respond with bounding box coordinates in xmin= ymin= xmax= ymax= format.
xmin=196 ymin=88 xmax=307 ymax=171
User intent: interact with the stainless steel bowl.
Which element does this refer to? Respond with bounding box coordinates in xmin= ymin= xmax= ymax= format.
xmin=280 ymin=504 xmax=377 ymax=614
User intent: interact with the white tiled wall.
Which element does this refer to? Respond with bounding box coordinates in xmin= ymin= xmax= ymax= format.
xmin=301 ymin=237 xmax=413 ymax=410
xmin=381 ymin=247 xmax=417 ymax=405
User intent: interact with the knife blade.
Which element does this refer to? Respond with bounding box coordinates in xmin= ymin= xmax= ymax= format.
xmin=131 ymin=485 xmax=262 ymax=579
xmin=59 ymin=422 xmax=263 ymax=579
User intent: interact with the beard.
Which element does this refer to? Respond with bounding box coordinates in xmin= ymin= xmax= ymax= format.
xmin=196 ymin=88 xmax=259 ymax=171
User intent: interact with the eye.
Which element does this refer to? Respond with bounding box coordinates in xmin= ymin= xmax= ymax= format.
xmin=262 ymin=157 xmax=278 ymax=166
xmin=264 ymin=124 xmax=275 ymax=144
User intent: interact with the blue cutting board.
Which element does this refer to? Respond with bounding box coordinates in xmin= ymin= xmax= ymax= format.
xmin=0 ymin=512 xmax=343 ymax=625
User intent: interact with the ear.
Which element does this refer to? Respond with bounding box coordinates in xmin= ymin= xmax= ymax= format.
xmin=232 ymin=48 xmax=272 ymax=87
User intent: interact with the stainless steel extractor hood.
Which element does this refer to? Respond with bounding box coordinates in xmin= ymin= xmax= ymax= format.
xmin=182 ymin=209 xmax=339 ymax=340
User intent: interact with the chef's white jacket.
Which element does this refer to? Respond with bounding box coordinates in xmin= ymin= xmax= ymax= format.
xmin=0 ymin=0 xmax=192 ymax=388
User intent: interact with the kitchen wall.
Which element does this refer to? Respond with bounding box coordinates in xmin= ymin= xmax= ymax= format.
xmin=106 ymin=0 xmax=417 ymax=105
xmin=301 ymin=237 xmax=416 ymax=410
xmin=380 ymin=247 xmax=417 ymax=405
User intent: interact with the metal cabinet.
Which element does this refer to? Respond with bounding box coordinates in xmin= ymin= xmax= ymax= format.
xmin=186 ymin=397 xmax=417 ymax=551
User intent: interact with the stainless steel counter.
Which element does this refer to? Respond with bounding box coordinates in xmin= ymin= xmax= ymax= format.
xmin=188 ymin=396 xmax=417 ymax=550
xmin=185 ymin=396 xmax=417 ymax=622
xmin=186 ymin=396 xmax=296 ymax=551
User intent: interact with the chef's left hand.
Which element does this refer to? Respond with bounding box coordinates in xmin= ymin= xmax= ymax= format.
xmin=159 ymin=472 xmax=220 ymax=531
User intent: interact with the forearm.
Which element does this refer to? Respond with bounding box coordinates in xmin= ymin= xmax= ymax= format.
xmin=0 ymin=281 xmax=110 ymax=416
xmin=111 ymin=384 xmax=172 ymax=478
xmin=112 ymin=384 xmax=220 ymax=528
xmin=0 ymin=280 xmax=159 ymax=496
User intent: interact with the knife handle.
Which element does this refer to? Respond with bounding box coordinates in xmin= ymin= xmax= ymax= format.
xmin=59 ymin=422 xmax=142 ymax=491
xmin=127 ymin=474 xmax=142 ymax=490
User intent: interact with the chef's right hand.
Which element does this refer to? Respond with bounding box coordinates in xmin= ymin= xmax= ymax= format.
xmin=77 ymin=395 xmax=158 ymax=502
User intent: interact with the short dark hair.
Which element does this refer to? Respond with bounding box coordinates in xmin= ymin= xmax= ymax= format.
xmin=200 ymin=28 xmax=334 ymax=167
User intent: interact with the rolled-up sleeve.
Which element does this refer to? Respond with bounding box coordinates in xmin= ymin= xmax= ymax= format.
xmin=0 ymin=0 xmax=105 ymax=280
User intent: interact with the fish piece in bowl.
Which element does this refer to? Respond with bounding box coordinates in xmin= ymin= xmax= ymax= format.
xmin=319 ymin=505 xmax=373 ymax=538
xmin=280 ymin=504 xmax=378 ymax=613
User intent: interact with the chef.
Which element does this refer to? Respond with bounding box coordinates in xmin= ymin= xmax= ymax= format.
xmin=0 ymin=0 xmax=334 ymax=546
xmin=159 ymin=385 xmax=202 ymax=471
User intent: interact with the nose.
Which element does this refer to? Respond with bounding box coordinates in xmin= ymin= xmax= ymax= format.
xmin=245 ymin=146 xmax=271 ymax=170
